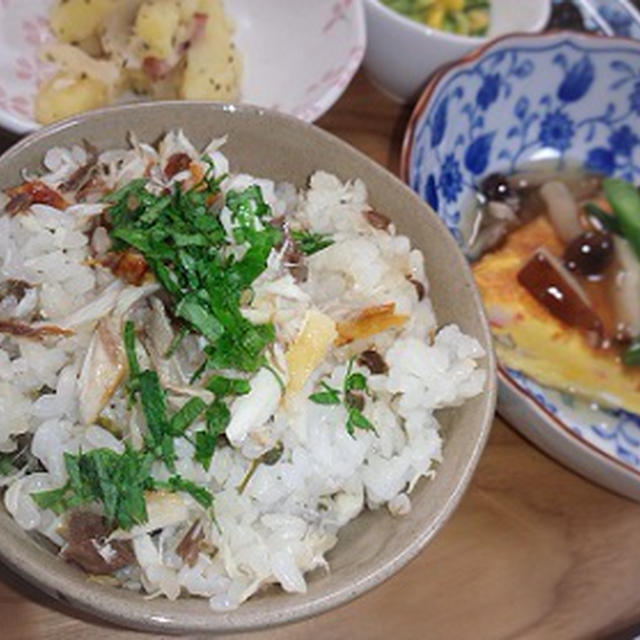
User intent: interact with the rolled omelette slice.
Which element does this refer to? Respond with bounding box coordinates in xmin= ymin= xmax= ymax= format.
xmin=473 ymin=215 xmax=640 ymax=414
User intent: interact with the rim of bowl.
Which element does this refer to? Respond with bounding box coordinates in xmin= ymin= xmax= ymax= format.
xmin=499 ymin=363 xmax=640 ymax=483
xmin=0 ymin=0 xmax=366 ymax=135
xmin=400 ymin=29 xmax=640 ymax=486
xmin=0 ymin=100 xmax=497 ymax=633
xmin=364 ymin=0 xmax=551 ymax=46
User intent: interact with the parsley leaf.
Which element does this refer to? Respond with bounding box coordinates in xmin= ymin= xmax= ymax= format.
xmin=164 ymin=325 xmax=188 ymax=358
xmin=123 ymin=320 xmax=140 ymax=402
xmin=138 ymin=370 xmax=175 ymax=470
xmin=309 ymin=366 xmax=378 ymax=437
xmin=175 ymin=291 xmax=224 ymax=342
xmin=291 ymin=230 xmax=334 ymax=255
xmin=170 ymin=397 xmax=207 ymax=436
xmin=309 ymin=382 xmax=341 ymax=405
xmin=345 ymin=372 xmax=367 ymax=392
xmin=32 ymin=447 xmax=155 ymax=530
xmin=346 ymin=408 xmax=377 ymax=438
xmin=194 ymin=400 xmax=231 ymax=470
xmin=156 ymin=476 xmax=213 ymax=509
xmin=31 ymin=485 xmax=69 ymax=512
xmin=107 ymin=177 xmax=280 ymax=375
xmin=205 ymin=375 xmax=251 ymax=397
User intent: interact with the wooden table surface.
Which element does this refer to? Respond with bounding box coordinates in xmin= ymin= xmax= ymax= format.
xmin=2 ymin=72 xmax=640 ymax=640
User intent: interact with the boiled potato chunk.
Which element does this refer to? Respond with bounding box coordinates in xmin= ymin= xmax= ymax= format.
xmin=135 ymin=1 xmax=182 ymax=59
xmin=180 ymin=0 xmax=241 ymax=101
xmin=50 ymin=0 xmax=121 ymax=43
xmin=35 ymin=73 xmax=109 ymax=124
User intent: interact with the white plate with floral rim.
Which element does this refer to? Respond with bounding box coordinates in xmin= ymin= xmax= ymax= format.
xmin=0 ymin=0 xmax=366 ymax=133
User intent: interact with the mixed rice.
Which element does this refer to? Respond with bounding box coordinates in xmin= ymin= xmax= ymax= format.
xmin=0 ymin=131 xmax=485 ymax=609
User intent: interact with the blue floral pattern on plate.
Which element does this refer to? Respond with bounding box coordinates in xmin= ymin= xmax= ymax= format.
xmin=406 ymin=33 xmax=640 ymax=471
xmin=589 ymin=0 xmax=640 ymax=36
xmin=560 ymin=0 xmax=640 ymax=36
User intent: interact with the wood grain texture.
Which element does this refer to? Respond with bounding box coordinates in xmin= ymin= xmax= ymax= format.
xmin=2 ymin=73 xmax=640 ymax=640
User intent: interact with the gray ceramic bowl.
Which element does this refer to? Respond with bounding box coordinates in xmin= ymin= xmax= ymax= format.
xmin=0 ymin=102 xmax=496 ymax=634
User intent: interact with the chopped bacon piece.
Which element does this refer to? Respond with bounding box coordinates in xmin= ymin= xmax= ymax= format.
xmin=142 ymin=56 xmax=172 ymax=81
xmin=0 ymin=319 xmax=74 ymax=339
xmin=5 ymin=180 xmax=68 ymax=215
xmin=113 ymin=250 xmax=149 ymax=286
xmin=61 ymin=510 xmax=135 ymax=575
xmin=335 ymin=303 xmax=408 ymax=346
xmin=178 ymin=12 xmax=209 ymax=54
xmin=192 ymin=12 xmax=209 ymax=42
xmin=164 ymin=152 xmax=192 ymax=179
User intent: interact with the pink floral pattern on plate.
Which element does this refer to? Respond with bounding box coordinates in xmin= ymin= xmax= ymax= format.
xmin=0 ymin=0 xmax=366 ymax=134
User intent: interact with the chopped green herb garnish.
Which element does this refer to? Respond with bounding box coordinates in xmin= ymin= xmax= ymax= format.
xmin=31 ymin=448 xmax=216 ymax=530
xmin=156 ymin=475 xmax=213 ymax=509
xmin=205 ymin=375 xmax=251 ymax=397
xmin=138 ymin=369 xmax=175 ymax=469
xmin=291 ymin=229 xmax=334 ymax=255
xmin=124 ymin=320 xmax=140 ymax=402
xmin=346 ymin=408 xmax=377 ymax=438
xmin=164 ymin=325 xmax=189 ymax=358
xmin=237 ymin=442 xmax=284 ymax=494
xmin=309 ymin=363 xmax=378 ymax=438
xmin=32 ymin=447 xmax=155 ymax=530
xmin=170 ymin=397 xmax=207 ymax=436
xmin=309 ymin=381 xmax=341 ymax=405
xmin=194 ymin=400 xmax=231 ymax=470
xmin=175 ymin=292 xmax=223 ymax=342
xmin=31 ymin=484 xmax=69 ymax=511
xmin=33 ymin=164 xmax=290 ymax=531
xmin=106 ymin=170 xmax=280 ymax=375
xmin=344 ymin=372 xmax=367 ymax=392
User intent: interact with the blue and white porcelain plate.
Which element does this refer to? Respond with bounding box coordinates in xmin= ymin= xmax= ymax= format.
xmin=402 ymin=31 xmax=640 ymax=500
